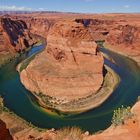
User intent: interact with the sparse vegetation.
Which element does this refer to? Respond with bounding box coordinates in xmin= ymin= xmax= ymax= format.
xmin=112 ymin=106 xmax=134 ymax=126
xmin=56 ymin=127 xmax=84 ymax=140
xmin=137 ymin=96 xmax=140 ymax=101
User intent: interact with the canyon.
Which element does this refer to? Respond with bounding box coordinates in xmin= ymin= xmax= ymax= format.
xmin=19 ymin=19 xmax=109 ymax=113
xmin=0 ymin=15 xmax=39 ymax=67
xmin=0 ymin=12 xmax=140 ymax=140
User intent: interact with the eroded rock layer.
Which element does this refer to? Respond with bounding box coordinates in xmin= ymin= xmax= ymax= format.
xmin=20 ymin=20 xmax=104 ymax=106
xmin=0 ymin=16 xmax=37 ymax=66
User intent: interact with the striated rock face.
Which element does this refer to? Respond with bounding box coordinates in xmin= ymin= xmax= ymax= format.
xmin=106 ymin=24 xmax=140 ymax=46
xmin=0 ymin=120 xmax=13 ymax=140
xmin=20 ymin=20 xmax=104 ymax=108
xmin=12 ymin=15 xmax=53 ymax=39
xmin=26 ymin=17 xmax=51 ymax=38
xmin=105 ymin=22 xmax=140 ymax=65
xmin=0 ymin=16 xmax=38 ymax=67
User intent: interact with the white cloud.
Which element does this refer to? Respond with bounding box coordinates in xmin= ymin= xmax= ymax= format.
xmin=38 ymin=8 xmax=45 ymax=11
xmin=124 ymin=5 xmax=130 ymax=8
xmin=0 ymin=5 xmax=32 ymax=11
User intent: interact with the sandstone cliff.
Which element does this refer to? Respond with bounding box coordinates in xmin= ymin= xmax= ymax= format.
xmin=0 ymin=16 xmax=38 ymax=67
xmin=105 ymin=23 xmax=140 ymax=65
xmin=20 ymin=19 xmax=104 ymax=111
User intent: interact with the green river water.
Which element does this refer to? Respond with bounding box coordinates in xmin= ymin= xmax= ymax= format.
xmin=0 ymin=45 xmax=140 ymax=132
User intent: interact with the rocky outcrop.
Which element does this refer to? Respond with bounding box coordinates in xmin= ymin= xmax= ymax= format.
xmin=0 ymin=16 xmax=38 ymax=67
xmin=86 ymin=101 xmax=140 ymax=140
xmin=27 ymin=17 xmax=51 ymax=38
xmin=1 ymin=17 xmax=36 ymax=53
xmin=0 ymin=120 xmax=13 ymax=140
xmin=12 ymin=15 xmax=53 ymax=39
xmin=106 ymin=24 xmax=140 ymax=46
xmin=105 ymin=22 xmax=140 ymax=65
xmin=75 ymin=18 xmax=114 ymax=27
xmin=20 ymin=19 xmax=104 ymax=112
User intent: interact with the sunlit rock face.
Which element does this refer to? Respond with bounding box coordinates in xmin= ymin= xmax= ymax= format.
xmin=0 ymin=17 xmax=36 ymax=53
xmin=20 ymin=19 xmax=104 ymax=105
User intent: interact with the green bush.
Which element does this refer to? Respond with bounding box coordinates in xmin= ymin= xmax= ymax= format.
xmin=112 ymin=106 xmax=134 ymax=126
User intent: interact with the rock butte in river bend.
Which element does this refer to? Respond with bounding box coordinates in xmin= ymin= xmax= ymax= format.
xmin=20 ymin=13 xmax=140 ymax=111
xmin=0 ymin=13 xmax=140 ymax=140
xmin=20 ymin=19 xmax=104 ymax=104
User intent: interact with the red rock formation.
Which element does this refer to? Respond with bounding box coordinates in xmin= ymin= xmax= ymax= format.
xmin=1 ymin=17 xmax=35 ymax=53
xmin=0 ymin=16 xmax=42 ymax=67
xmin=20 ymin=19 xmax=104 ymax=111
xmin=27 ymin=18 xmax=51 ymax=38
xmin=12 ymin=15 xmax=53 ymax=39
xmin=105 ymin=19 xmax=140 ymax=65
xmin=106 ymin=24 xmax=139 ymax=46
xmin=0 ymin=120 xmax=13 ymax=140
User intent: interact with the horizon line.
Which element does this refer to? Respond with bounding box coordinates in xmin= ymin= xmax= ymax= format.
xmin=0 ymin=10 xmax=140 ymax=14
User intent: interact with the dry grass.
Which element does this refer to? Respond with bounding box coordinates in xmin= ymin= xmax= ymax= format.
xmin=55 ymin=127 xmax=84 ymax=140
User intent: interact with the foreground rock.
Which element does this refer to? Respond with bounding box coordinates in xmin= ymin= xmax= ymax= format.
xmin=20 ymin=19 xmax=104 ymax=112
xmin=0 ymin=119 xmax=13 ymax=140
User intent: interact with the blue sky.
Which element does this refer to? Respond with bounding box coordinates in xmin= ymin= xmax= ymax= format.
xmin=0 ymin=0 xmax=140 ymax=13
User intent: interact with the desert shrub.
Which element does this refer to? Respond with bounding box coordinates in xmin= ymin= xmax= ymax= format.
xmin=112 ymin=105 xmax=134 ymax=126
xmin=56 ymin=127 xmax=83 ymax=140
xmin=137 ymin=96 xmax=140 ymax=101
xmin=0 ymin=96 xmax=3 ymax=106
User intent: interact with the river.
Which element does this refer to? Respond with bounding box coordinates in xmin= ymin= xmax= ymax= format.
xmin=0 ymin=44 xmax=140 ymax=132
